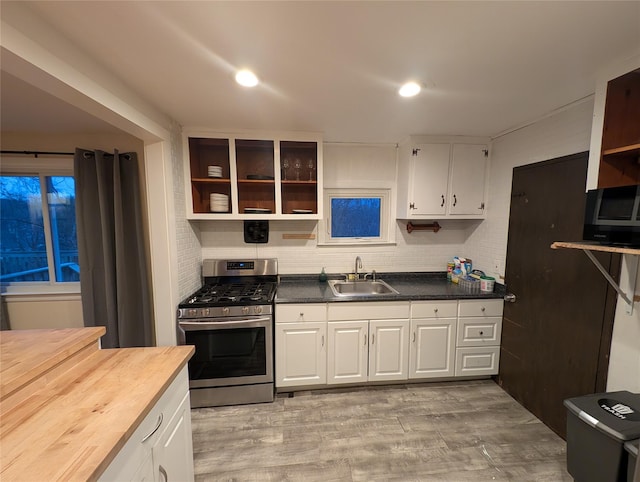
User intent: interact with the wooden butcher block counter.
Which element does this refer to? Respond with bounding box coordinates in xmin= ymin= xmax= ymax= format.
xmin=0 ymin=327 xmax=194 ymax=481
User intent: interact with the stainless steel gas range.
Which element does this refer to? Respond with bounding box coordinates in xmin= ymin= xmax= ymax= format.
xmin=177 ymin=259 xmax=277 ymax=408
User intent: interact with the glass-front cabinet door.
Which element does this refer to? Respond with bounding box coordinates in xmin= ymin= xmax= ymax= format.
xmin=280 ymin=141 xmax=318 ymax=215
xmin=187 ymin=137 xmax=232 ymax=214
xmin=235 ymin=139 xmax=275 ymax=215
xmin=184 ymin=131 xmax=322 ymax=219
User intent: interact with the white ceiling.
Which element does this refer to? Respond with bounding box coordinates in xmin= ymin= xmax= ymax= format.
xmin=2 ymin=1 xmax=639 ymax=143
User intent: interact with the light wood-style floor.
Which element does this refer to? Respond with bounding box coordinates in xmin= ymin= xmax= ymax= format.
xmin=191 ymin=380 xmax=572 ymax=481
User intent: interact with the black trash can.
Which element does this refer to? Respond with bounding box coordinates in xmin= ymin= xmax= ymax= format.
xmin=623 ymin=439 xmax=638 ymax=482
xmin=564 ymin=390 xmax=640 ymax=482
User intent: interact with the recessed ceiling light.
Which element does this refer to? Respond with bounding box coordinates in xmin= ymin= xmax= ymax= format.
xmin=235 ymin=69 xmax=259 ymax=87
xmin=399 ymin=81 xmax=421 ymax=97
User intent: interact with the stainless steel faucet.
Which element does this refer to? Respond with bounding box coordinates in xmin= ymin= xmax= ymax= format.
xmin=355 ymin=256 xmax=363 ymax=280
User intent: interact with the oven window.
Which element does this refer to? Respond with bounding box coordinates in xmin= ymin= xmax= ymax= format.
xmin=186 ymin=327 xmax=267 ymax=380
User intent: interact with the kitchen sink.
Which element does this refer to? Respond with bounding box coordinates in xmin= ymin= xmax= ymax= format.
xmin=328 ymin=279 xmax=399 ymax=297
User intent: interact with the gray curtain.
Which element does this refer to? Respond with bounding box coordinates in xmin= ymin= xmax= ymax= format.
xmin=74 ymin=149 xmax=153 ymax=348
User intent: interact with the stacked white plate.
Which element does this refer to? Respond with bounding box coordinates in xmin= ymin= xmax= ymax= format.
xmin=210 ymin=193 xmax=229 ymax=212
xmin=207 ymin=165 xmax=223 ymax=178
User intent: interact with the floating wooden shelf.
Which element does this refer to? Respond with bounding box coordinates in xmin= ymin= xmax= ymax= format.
xmin=551 ymin=241 xmax=640 ymax=313
xmin=551 ymin=241 xmax=640 ymax=256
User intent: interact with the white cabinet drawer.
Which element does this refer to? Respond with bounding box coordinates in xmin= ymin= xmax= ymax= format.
xmin=456 ymin=317 xmax=502 ymax=347
xmin=455 ymin=346 xmax=500 ymax=376
xmin=99 ymin=367 xmax=190 ymax=481
xmin=458 ymin=299 xmax=503 ymax=318
xmin=276 ymin=303 xmax=326 ymax=322
xmin=327 ymin=302 xmax=409 ymax=321
xmin=411 ymin=300 xmax=458 ymax=319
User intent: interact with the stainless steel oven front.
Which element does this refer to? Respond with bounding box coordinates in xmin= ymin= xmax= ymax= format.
xmin=177 ymin=313 xmax=274 ymax=408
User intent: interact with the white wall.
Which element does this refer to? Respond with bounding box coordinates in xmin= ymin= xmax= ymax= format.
xmin=464 ymin=98 xmax=596 ymax=280
xmin=198 ymin=142 xmax=479 ymax=275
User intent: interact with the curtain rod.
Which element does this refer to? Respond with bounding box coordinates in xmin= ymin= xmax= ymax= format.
xmin=0 ymin=150 xmax=74 ymax=157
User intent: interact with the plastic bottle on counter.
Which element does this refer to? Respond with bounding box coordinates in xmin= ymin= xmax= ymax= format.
xmin=319 ymin=267 xmax=328 ymax=282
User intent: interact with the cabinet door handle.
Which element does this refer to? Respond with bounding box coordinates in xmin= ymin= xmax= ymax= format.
xmin=141 ymin=413 xmax=163 ymax=442
xmin=412 ymin=332 xmax=416 ymax=343
xmin=371 ymin=334 xmax=375 ymax=344
xmin=364 ymin=334 xmax=367 ymax=345
xmin=453 ymin=194 xmax=457 ymax=206
xmin=479 ymin=331 xmax=484 ymax=336
xmin=159 ymin=465 xmax=168 ymax=482
xmin=440 ymin=195 xmax=445 ymax=207
xmin=321 ymin=335 xmax=325 ymax=347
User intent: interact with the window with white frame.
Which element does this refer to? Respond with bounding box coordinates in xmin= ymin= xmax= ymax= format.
xmin=320 ymin=188 xmax=393 ymax=244
xmin=0 ymin=157 xmax=79 ymax=290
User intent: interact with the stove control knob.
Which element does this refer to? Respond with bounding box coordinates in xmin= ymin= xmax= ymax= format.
xmin=188 ymin=309 xmax=197 ymax=317
xmin=222 ymin=307 xmax=230 ymax=315
xmin=202 ymin=308 xmax=210 ymax=317
xmin=242 ymin=306 xmax=250 ymax=315
xmin=255 ymin=306 xmax=263 ymax=314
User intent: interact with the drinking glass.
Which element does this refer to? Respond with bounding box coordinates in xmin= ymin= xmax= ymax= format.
xmin=294 ymin=159 xmax=301 ymax=181
xmin=308 ymin=159 xmax=315 ymax=181
xmin=282 ymin=159 xmax=289 ymax=180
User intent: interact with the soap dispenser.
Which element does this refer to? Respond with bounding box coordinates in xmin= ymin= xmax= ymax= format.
xmin=319 ymin=267 xmax=328 ymax=282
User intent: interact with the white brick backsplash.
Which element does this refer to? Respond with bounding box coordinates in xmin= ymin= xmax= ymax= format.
xmin=171 ymin=121 xmax=202 ymax=298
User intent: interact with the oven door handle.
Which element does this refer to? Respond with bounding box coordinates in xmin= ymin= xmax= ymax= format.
xmin=179 ymin=317 xmax=271 ymax=328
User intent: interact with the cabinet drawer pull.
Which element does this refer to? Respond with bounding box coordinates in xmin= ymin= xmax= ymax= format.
xmin=481 ymin=307 xmax=486 ymax=312
xmin=453 ymin=194 xmax=457 ymax=206
xmin=434 ymin=308 xmax=438 ymax=313
xmin=440 ymin=195 xmax=445 ymax=207
xmin=479 ymin=331 xmax=484 ymax=336
xmin=141 ymin=413 xmax=163 ymax=442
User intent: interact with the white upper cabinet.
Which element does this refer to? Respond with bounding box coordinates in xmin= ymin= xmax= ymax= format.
xmin=397 ymin=137 xmax=490 ymax=219
xmin=183 ymin=130 xmax=323 ymax=220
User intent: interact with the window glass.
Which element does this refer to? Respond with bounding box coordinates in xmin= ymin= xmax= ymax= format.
xmin=321 ymin=188 xmax=392 ymax=245
xmin=0 ymin=174 xmax=79 ymax=284
xmin=46 ymin=176 xmax=79 ymax=282
xmin=331 ymin=197 xmax=381 ymax=238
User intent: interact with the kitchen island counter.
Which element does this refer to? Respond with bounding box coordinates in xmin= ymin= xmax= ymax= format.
xmin=0 ymin=328 xmax=194 ymax=482
xmin=276 ymin=272 xmax=506 ymax=303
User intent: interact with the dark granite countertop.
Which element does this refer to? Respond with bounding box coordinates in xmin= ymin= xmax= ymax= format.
xmin=275 ymin=272 xmax=506 ymax=304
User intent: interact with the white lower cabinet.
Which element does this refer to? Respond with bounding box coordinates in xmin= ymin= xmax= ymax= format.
xmin=455 ymin=299 xmax=503 ymax=376
xmin=327 ymin=302 xmax=410 ymax=385
xmin=327 ymin=320 xmax=368 ymax=384
xmin=99 ymin=366 xmax=194 ymax=482
xmin=327 ymin=319 xmax=409 ymax=384
xmin=152 ymin=391 xmax=194 ymax=482
xmin=409 ymin=301 xmax=457 ymax=378
xmin=275 ymin=303 xmax=327 ymax=388
xmin=274 ymin=298 xmax=504 ymax=389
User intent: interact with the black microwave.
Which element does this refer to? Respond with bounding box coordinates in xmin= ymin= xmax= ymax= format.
xmin=583 ymin=185 xmax=640 ymax=246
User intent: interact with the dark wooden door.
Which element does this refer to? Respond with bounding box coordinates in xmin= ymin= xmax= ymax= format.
xmin=498 ymin=152 xmax=619 ymax=439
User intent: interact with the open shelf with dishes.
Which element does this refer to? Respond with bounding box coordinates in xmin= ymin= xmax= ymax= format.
xmin=184 ymin=132 xmax=322 ymax=219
